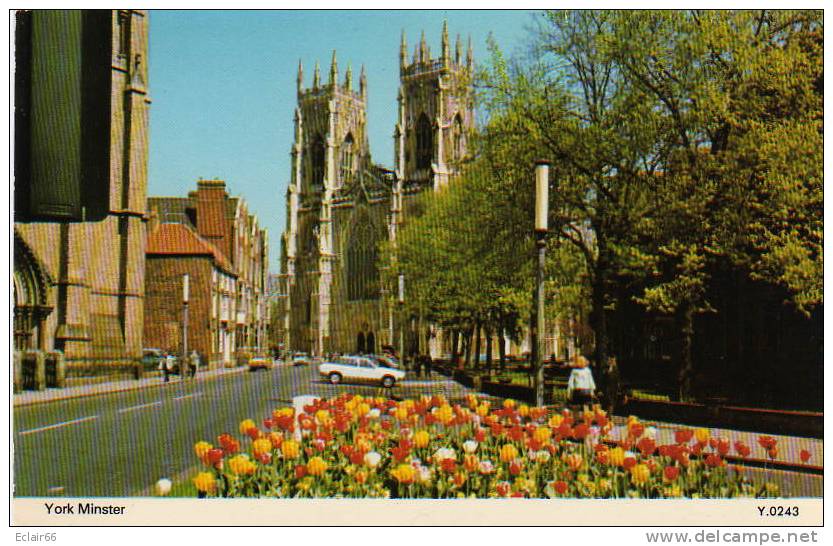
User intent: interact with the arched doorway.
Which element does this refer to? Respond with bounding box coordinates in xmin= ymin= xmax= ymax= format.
xmin=13 ymin=230 xmax=53 ymax=350
xmin=356 ymin=331 xmax=366 ymax=354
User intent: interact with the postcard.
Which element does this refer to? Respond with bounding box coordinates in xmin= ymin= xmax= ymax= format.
xmin=10 ymin=8 xmax=824 ymax=530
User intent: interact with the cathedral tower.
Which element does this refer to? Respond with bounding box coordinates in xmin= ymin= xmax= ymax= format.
xmin=395 ymin=22 xmax=475 ymax=191
xmin=286 ymin=52 xmax=370 ymax=355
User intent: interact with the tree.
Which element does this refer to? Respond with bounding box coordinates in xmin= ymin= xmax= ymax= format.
xmin=610 ymin=10 xmax=823 ymax=399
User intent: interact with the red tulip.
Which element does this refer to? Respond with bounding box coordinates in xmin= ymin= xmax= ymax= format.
xmin=717 ymin=438 xmax=730 ymax=457
xmin=262 ymin=418 xmax=274 ymax=429
xmin=623 ymin=457 xmax=637 ymax=471
xmin=391 ymin=446 xmax=410 ymax=462
xmin=572 ymin=423 xmax=589 ymax=440
xmin=509 ymin=460 xmax=523 ymax=475
xmin=206 ymin=448 xmax=224 ymax=466
xmin=663 ymin=466 xmax=679 ymax=482
xmin=800 ymin=450 xmax=812 ymax=463
xmin=554 ymin=481 xmax=568 ymax=495
xmin=474 ymin=428 xmax=487 ymax=442
xmin=734 ymin=441 xmax=751 ymax=458
xmin=705 ymin=454 xmax=723 ymax=468
xmin=496 ymin=481 xmax=511 ymax=497
xmin=295 ymin=464 xmax=307 ymax=479
xmin=758 ymin=435 xmax=777 ymax=451
xmin=674 ymin=429 xmax=694 ymax=445
xmin=637 ymin=437 xmax=656 ymax=457
xmin=767 ymin=447 xmax=778 ymax=460
xmin=440 ymin=459 xmax=457 ymax=473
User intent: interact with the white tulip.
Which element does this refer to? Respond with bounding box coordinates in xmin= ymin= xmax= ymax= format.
xmin=364 ymin=451 xmax=382 ymax=468
xmin=463 ymin=440 xmax=478 ymax=453
xmin=154 ymin=478 xmax=172 ymax=496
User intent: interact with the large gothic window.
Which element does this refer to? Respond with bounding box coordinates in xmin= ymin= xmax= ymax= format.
xmin=451 ymin=114 xmax=465 ymax=163
xmin=310 ymin=134 xmax=326 ymax=190
xmin=415 ymin=113 xmax=433 ymax=171
xmin=340 ymin=133 xmax=355 ymax=185
xmin=346 ymin=214 xmax=380 ymax=301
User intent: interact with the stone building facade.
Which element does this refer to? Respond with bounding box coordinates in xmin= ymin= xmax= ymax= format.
xmin=279 ymin=23 xmax=475 ymax=356
xmin=146 ymin=179 xmax=269 ymax=366
xmin=13 ymin=10 xmax=150 ymax=374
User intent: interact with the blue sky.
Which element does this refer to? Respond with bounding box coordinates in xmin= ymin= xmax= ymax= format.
xmin=148 ymin=10 xmax=539 ymax=272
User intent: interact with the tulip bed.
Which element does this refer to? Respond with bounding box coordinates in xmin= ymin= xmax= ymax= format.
xmin=190 ymin=393 xmax=790 ymax=498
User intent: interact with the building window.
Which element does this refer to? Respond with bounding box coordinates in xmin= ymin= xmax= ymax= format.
xmin=310 ymin=134 xmax=326 ymax=190
xmin=117 ymin=11 xmax=131 ymax=59
xmin=346 ymin=213 xmax=380 ymax=301
xmin=451 ymin=114 xmax=464 ymax=163
xmin=340 ymin=133 xmax=355 ymax=185
xmin=415 ymin=113 xmax=433 ymax=171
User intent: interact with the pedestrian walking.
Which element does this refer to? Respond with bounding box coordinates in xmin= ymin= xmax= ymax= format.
xmin=159 ymin=351 xmax=171 ymax=383
xmin=567 ymin=355 xmax=596 ymax=409
xmin=189 ymin=350 xmax=200 ymax=378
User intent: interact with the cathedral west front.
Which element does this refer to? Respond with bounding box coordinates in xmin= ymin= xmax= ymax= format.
xmin=278 ymin=23 xmax=474 ymax=357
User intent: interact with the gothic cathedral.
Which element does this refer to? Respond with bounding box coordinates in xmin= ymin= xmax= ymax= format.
xmin=279 ymin=23 xmax=474 ymax=357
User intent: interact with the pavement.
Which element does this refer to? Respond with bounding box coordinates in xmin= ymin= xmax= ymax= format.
xmin=12 ymin=365 xmax=252 ymax=407
xmin=11 ymin=365 xmax=823 ymax=497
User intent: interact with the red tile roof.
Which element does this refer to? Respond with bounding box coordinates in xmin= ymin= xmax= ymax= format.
xmin=146 ymin=223 xmax=236 ymax=275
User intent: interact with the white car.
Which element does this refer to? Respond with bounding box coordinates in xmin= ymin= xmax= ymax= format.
xmin=319 ymin=355 xmax=406 ymax=388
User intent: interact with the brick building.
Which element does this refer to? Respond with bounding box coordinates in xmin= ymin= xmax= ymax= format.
xmin=144 ymin=222 xmax=237 ymax=366
xmin=145 ymin=179 xmax=269 ymax=367
xmin=13 ymin=11 xmax=150 ymax=379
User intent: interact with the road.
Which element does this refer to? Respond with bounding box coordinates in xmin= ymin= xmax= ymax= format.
xmin=12 ymin=365 xmax=471 ymax=497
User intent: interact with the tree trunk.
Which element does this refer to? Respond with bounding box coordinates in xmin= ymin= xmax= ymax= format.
xmin=451 ymin=329 xmax=459 ymax=367
xmin=485 ymin=326 xmax=493 ymax=370
xmin=464 ymin=326 xmax=474 ymax=369
xmin=590 ymin=261 xmax=609 ymax=386
xmin=498 ymin=325 xmax=506 ymax=370
xmin=677 ymin=300 xmax=695 ymax=402
xmin=473 ymin=320 xmax=482 ymax=369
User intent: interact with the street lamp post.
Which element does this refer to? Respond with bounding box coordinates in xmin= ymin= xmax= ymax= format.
xmin=533 ymin=160 xmax=550 ymax=407
xmin=398 ymin=274 xmax=405 ymax=369
xmin=182 ymin=273 xmax=190 ymax=381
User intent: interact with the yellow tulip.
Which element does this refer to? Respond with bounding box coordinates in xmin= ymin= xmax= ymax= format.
xmin=194 ymin=441 xmax=212 ymax=460
xmin=503 ymin=399 xmax=516 ymax=409
xmin=315 ymin=409 xmax=332 ymax=426
xmin=228 ymin=455 xmax=256 ymax=475
xmin=306 ymin=456 xmax=328 ymax=476
xmin=476 ymin=404 xmax=490 ymax=418
xmin=499 ymin=444 xmax=518 ymax=463
xmin=608 ymin=447 xmax=625 ymax=467
xmin=549 ymin=414 xmax=564 ymax=428
xmin=193 ymin=472 xmax=216 ymax=493
xmin=435 ymin=404 xmax=454 ymax=425
xmin=533 ymin=426 xmax=551 ymax=444
xmin=694 ymin=428 xmax=711 ymax=444
xmin=281 ymin=439 xmax=300 ymax=459
xmin=391 ymin=464 xmax=416 ymax=484
xmin=631 ymin=464 xmax=650 ymax=486
xmin=518 ymin=404 xmax=530 ymax=417
xmin=413 ymin=430 xmax=431 ymax=448
xmin=239 ymin=419 xmax=257 ymax=435
xmin=252 ymin=438 xmax=272 ymax=457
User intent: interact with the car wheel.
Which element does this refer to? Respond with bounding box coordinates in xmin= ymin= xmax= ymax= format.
xmin=381 ymin=376 xmax=395 ymax=388
xmin=329 ymin=372 xmax=342 ymax=385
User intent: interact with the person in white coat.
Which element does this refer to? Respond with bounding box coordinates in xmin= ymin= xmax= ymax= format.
xmin=567 ymin=355 xmax=596 ymax=406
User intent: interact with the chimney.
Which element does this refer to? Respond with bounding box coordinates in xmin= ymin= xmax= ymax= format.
xmin=195 ymin=179 xmax=232 ymax=262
